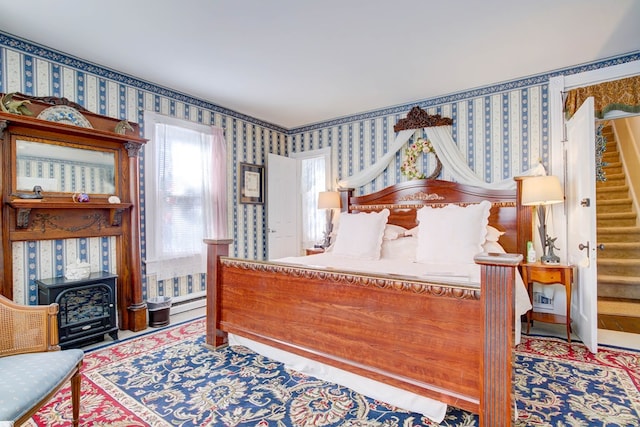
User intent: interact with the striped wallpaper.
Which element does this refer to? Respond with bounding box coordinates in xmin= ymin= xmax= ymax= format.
xmin=1 ymin=31 xmax=638 ymax=305
xmin=288 ymin=89 xmax=548 ymax=196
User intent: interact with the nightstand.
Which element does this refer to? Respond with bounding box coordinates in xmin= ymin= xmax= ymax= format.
xmin=305 ymin=247 xmax=325 ymax=255
xmin=521 ymin=262 xmax=575 ymax=342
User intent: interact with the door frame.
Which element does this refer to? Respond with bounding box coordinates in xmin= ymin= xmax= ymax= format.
xmin=548 ymin=60 xmax=640 ymax=262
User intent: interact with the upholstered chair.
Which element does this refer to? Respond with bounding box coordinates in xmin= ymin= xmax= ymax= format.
xmin=0 ymin=295 xmax=83 ymax=426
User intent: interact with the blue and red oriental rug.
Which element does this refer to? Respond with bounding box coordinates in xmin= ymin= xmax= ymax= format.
xmin=28 ymin=318 xmax=640 ymax=426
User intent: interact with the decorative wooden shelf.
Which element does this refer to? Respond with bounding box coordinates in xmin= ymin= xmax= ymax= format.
xmin=7 ymin=199 xmax=133 ymax=228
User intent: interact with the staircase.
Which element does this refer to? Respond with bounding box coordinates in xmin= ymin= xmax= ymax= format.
xmin=596 ymin=124 xmax=640 ymax=332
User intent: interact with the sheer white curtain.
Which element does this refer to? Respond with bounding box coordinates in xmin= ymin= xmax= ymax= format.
xmin=300 ymin=156 xmax=327 ymax=248
xmin=425 ymin=125 xmax=545 ymax=189
xmin=339 ymin=126 xmax=544 ymax=189
xmin=337 ymin=129 xmax=415 ymax=188
xmin=204 ymin=126 xmax=228 ymax=240
xmin=144 ymin=111 xmax=227 ymax=280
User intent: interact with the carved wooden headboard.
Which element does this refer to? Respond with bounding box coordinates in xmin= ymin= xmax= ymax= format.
xmin=339 ymin=178 xmax=531 ymax=257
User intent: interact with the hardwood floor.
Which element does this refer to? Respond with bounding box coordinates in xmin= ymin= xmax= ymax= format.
xmin=597 ymin=297 xmax=640 ymax=333
xmin=598 ymin=314 xmax=640 ymax=334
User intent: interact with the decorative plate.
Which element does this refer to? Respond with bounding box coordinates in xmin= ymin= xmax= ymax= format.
xmin=37 ymin=105 xmax=93 ymax=128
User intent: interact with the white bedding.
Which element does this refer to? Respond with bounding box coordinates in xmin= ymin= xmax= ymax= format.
xmin=229 ymin=332 xmax=448 ymax=423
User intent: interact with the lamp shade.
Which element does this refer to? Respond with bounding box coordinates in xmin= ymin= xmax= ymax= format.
xmin=521 ymin=175 xmax=564 ymax=206
xmin=317 ymin=191 xmax=341 ymax=209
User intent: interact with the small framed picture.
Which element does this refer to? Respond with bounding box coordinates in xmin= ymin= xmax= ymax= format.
xmin=239 ymin=162 xmax=265 ymax=204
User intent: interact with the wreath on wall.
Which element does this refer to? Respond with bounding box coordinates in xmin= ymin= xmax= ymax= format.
xmin=400 ymin=137 xmax=442 ymax=180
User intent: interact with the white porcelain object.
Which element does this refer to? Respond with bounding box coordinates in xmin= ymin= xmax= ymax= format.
xmin=65 ymin=259 xmax=91 ymax=280
xmin=37 ymin=105 xmax=93 ymax=128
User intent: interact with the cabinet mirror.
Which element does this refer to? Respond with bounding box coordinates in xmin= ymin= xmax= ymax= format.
xmin=15 ymin=138 xmax=116 ymax=194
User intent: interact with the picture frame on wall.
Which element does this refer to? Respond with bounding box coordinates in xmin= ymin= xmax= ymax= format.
xmin=239 ymin=162 xmax=265 ymax=204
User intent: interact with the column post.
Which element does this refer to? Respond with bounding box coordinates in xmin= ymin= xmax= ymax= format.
xmin=204 ymin=238 xmax=233 ymax=348
xmin=474 ymin=252 xmax=522 ymax=427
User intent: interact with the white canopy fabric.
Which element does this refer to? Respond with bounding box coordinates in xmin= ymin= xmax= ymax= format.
xmin=338 ymin=125 xmax=545 ymax=189
xmin=337 ymin=128 xmax=415 ymax=188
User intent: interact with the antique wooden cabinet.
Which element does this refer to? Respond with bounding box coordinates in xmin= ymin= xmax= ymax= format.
xmin=0 ymin=93 xmax=147 ymax=331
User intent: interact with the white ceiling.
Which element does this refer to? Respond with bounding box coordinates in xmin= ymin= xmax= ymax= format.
xmin=2 ymin=0 xmax=639 ymax=128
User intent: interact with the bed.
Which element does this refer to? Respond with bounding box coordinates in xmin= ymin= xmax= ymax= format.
xmin=204 ymin=177 xmax=532 ymax=426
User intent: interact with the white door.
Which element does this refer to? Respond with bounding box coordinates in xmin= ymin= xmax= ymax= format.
xmin=267 ymin=153 xmax=299 ymax=259
xmin=565 ymin=97 xmax=598 ymax=353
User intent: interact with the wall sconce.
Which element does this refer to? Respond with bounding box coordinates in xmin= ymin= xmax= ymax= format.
xmin=317 ymin=191 xmax=341 ymax=248
xmin=521 ymin=175 xmax=564 ymax=264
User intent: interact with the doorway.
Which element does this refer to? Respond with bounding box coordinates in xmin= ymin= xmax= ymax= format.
xmin=267 ymin=148 xmax=331 ymax=258
xmin=595 ymin=115 xmax=640 ymax=334
xmin=549 ymin=63 xmax=640 ymax=342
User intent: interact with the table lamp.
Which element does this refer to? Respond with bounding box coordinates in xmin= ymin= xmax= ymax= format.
xmin=317 ymin=191 xmax=341 ymax=248
xmin=521 ymin=175 xmax=564 ymax=264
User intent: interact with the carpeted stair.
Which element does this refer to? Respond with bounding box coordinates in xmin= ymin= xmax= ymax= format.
xmin=596 ymin=124 xmax=640 ymax=332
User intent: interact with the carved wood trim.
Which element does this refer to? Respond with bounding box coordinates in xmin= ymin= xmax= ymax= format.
xmin=14 ymin=93 xmax=91 ymax=113
xmin=8 ymin=201 xmax=132 ymax=229
xmin=125 ymin=141 xmax=143 ymax=157
xmin=350 ymin=201 xmax=516 ymax=211
xmin=221 ymin=258 xmax=481 ymax=300
xmin=393 ymin=106 xmax=453 ymax=132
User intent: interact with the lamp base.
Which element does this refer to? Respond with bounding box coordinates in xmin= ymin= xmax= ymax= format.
xmin=541 ymin=254 xmax=560 ymax=265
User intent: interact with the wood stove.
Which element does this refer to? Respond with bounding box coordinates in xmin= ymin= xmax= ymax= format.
xmin=36 ymin=271 xmax=118 ymax=348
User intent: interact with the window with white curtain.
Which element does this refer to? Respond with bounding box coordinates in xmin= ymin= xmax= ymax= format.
xmin=292 ymin=148 xmax=331 ymax=249
xmin=143 ymin=112 xmax=226 ymax=280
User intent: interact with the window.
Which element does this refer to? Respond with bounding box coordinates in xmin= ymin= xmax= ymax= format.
xmin=144 ymin=112 xmax=226 ymax=280
xmin=292 ymin=148 xmax=331 ymax=249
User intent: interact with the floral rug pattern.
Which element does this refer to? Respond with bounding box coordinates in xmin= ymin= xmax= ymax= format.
xmin=28 ymin=318 xmax=640 ymax=426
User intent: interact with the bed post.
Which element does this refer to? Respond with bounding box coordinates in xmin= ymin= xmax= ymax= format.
xmin=203 ymin=238 xmax=233 ymax=349
xmin=514 ymin=176 xmax=533 ymax=258
xmin=474 ymin=252 xmax=522 ymax=427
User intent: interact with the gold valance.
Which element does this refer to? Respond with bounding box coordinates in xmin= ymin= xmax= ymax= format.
xmin=564 ymin=75 xmax=640 ymax=119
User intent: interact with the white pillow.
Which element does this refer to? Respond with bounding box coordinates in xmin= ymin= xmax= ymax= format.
xmin=383 ymin=224 xmax=408 ymax=240
xmin=415 ymin=201 xmax=491 ymax=265
xmin=381 ymin=236 xmax=418 ymax=260
xmin=408 ymin=224 xmax=502 ymax=241
xmin=332 ymin=209 xmax=390 ymax=260
xmin=405 ymin=226 xmax=419 ymax=236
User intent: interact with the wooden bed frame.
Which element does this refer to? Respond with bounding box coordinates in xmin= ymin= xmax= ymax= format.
xmin=205 ymin=177 xmax=532 ymax=426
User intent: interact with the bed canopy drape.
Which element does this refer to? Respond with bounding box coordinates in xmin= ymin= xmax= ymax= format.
xmin=338 ymin=106 xmax=544 ymax=189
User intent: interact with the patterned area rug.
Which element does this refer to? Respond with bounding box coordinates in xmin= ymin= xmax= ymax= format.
xmin=28 ymin=318 xmax=640 ymax=426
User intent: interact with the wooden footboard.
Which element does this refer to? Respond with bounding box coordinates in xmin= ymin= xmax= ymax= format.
xmin=205 ymin=239 xmax=521 ymax=426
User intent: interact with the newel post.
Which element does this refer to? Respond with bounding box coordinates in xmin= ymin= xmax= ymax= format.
xmin=204 ymin=238 xmax=233 ymax=349
xmin=474 ymin=252 xmax=522 ymax=427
